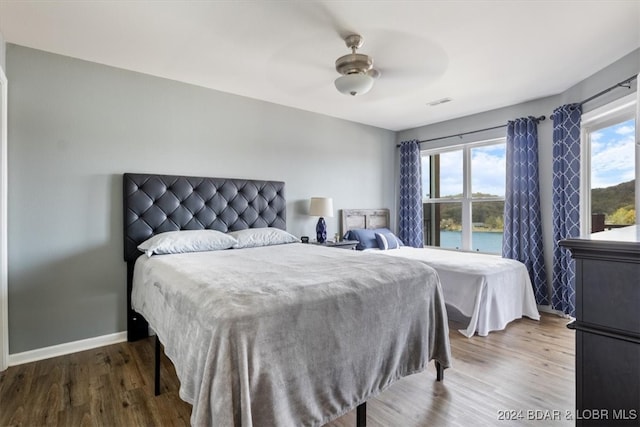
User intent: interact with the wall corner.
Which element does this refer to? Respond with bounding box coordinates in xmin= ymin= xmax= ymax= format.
xmin=0 ymin=31 xmax=5 ymax=74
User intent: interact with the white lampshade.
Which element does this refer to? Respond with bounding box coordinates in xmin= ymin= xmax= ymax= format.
xmin=334 ymin=73 xmax=374 ymax=96
xmin=309 ymin=197 xmax=334 ymax=218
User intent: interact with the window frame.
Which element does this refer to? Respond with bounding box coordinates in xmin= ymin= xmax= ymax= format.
xmin=580 ymin=93 xmax=638 ymax=236
xmin=421 ymin=136 xmax=506 ymax=252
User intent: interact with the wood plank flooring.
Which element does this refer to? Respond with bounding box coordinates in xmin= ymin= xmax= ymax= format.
xmin=0 ymin=313 xmax=574 ymax=426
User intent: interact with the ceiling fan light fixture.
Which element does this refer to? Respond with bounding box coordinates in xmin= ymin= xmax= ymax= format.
xmin=334 ymin=73 xmax=375 ymax=96
xmin=334 ymin=34 xmax=378 ymax=96
xmin=335 ymin=53 xmax=373 ymax=75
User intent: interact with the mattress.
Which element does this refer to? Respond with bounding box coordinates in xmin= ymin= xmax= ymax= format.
xmin=132 ymin=242 xmax=451 ymax=426
xmin=371 ymin=246 xmax=540 ymax=337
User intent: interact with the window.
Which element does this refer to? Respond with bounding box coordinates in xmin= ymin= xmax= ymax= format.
xmin=422 ymin=138 xmax=506 ymax=253
xmin=581 ymin=93 xmax=637 ymax=234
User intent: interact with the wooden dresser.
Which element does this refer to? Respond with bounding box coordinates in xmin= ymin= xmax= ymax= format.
xmin=560 ymin=226 xmax=640 ymax=426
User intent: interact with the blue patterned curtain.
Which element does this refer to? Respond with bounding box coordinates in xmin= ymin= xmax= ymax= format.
xmin=502 ymin=117 xmax=548 ymax=305
xmin=398 ymin=140 xmax=424 ymax=247
xmin=551 ymin=104 xmax=582 ymax=317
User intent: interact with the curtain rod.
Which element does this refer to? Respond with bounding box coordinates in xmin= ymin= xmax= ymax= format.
xmin=579 ymin=74 xmax=637 ymax=106
xmin=397 ymin=115 xmax=546 ymax=147
xmin=398 ymin=74 xmax=637 ymax=148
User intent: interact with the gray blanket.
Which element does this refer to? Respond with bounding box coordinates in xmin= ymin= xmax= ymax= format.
xmin=132 ymin=242 xmax=451 ymax=426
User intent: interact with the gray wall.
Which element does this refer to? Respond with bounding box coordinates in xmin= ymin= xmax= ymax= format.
xmin=0 ymin=31 xmax=5 ymax=73
xmin=7 ymin=44 xmax=396 ymax=353
xmin=397 ymin=48 xmax=640 ymax=307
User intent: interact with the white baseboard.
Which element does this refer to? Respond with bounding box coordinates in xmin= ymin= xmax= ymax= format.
xmin=538 ymin=304 xmax=573 ymax=319
xmin=8 ymin=331 xmax=127 ymax=366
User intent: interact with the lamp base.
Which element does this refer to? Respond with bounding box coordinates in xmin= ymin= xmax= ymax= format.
xmin=316 ymin=217 xmax=327 ymax=243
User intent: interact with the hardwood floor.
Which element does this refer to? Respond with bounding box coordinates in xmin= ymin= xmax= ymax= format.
xmin=0 ymin=313 xmax=574 ymax=426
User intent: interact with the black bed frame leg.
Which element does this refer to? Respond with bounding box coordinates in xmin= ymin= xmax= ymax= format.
xmin=356 ymin=402 xmax=366 ymax=427
xmin=154 ymin=335 xmax=161 ymax=396
xmin=435 ymin=360 xmax=444 ymax=382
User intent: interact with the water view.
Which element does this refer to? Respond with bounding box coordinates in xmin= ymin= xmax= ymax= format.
xmin=438 ymin=230 xmax=503 ymax=254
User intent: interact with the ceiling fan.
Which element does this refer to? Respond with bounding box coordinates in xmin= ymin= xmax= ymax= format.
xmin=334 ymin=34 xmax=380 ymax=96
xmin=266 ymin=3 xmax=448 ymax=99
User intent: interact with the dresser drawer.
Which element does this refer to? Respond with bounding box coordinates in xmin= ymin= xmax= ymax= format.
xmin=577 ymin=259 xmax=640 ymax=334
xmin=576 ymin=330 xmax=640 ymax=426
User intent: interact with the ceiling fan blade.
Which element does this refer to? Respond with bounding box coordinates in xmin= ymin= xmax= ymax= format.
xmin=285 ymin=1 xmax=355 ymax=40
xmin=367 ymin=29 xmax=449 ymax=76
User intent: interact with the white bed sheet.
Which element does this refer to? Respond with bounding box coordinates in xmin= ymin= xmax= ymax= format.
xmin=369 ymin=247 xmax=540 ymax=337
xmin=132 ymin=243 xmax=451 ymax=426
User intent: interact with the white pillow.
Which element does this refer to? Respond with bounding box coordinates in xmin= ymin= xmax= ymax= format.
xmin=137 ymin=230 xmax=238 ymax=257
xmin=229 ymin=227 xmax=299 ymax=249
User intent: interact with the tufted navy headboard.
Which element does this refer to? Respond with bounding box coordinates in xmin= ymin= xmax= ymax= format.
xmin=123 ymin=173 xmax=286 ymax=262
xmin=123 ymin=172 xmax=286 ymax=340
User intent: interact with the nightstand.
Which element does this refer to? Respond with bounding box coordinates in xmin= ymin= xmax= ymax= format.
xmin=311 ymin=240 xmax=359 ymax=250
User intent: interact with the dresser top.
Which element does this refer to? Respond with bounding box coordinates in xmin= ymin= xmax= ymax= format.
xmin=560 ymin=225 xmax=640 ymax=260
xmin=587 ymin=225 xmax=640 ymax=244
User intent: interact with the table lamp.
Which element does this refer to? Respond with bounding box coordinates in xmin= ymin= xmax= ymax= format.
xmin=309 ymin=197 xmax=333 ymax=243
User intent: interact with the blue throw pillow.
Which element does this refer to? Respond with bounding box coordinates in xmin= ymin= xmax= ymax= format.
xmin=344 ymin=228 xmax=399 ymax=251
xmin=344 ymin=229 xmax=375 ymax=250
xmin=375 ymin=230 xmax=404 ymax=250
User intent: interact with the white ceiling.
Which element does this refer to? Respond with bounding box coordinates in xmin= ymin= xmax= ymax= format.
xmin=1 ymin=1 xmax=639 ymax=131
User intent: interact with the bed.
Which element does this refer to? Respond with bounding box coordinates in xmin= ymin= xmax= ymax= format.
xmin=123 ymin=173 xmax=451 ymax=427
xmin=341 ymin=209 xmax=540 ymax=338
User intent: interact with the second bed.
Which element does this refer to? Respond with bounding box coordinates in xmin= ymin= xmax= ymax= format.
xmin=341 ymin=209 xmax=540 ymax=337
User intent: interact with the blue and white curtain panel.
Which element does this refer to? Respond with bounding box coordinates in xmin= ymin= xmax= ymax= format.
xmin=398 ymin=140 xmax=424 ymax=247
xmin=502 ymin=117 xmax=548 ymax=305
xmin=551 ymin=104 xmax=582 ymax=317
